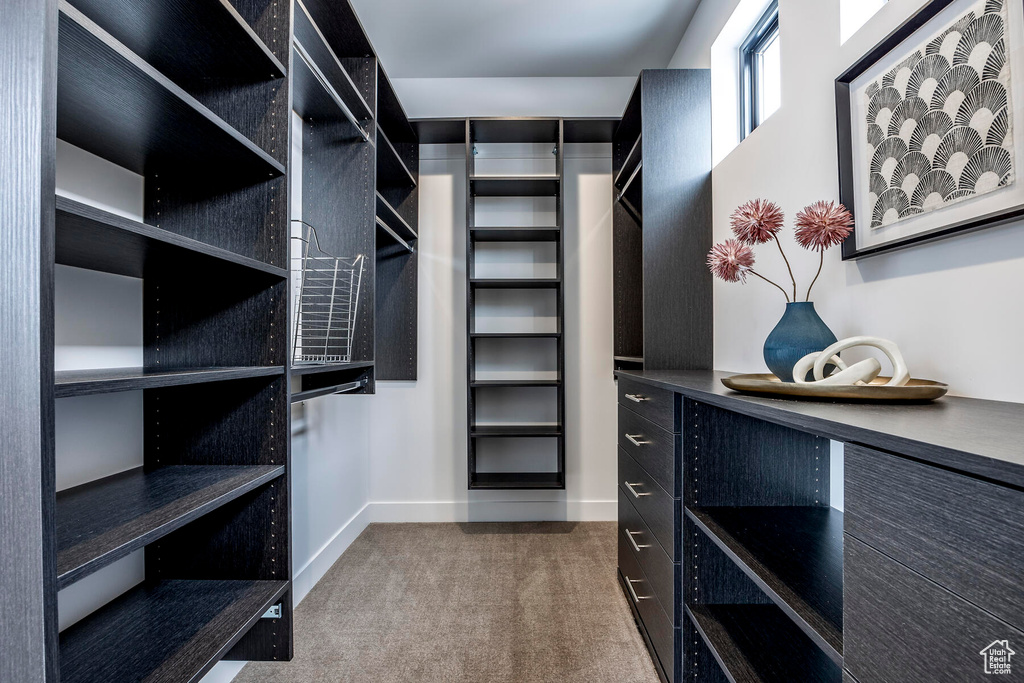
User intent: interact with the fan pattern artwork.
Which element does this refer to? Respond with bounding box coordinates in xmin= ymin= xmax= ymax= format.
xmin=864 ymin=0 xmax=1014 ymax=229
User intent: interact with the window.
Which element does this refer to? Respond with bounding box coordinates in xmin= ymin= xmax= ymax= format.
xmin=740 ymin=0 xmax=780 ymax=139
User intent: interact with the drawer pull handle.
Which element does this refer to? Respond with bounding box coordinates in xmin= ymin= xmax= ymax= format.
xmin=625 ymin=394 xmax=648 ymax=403
xmin=626 ymin=529 xmax=651 ymax=552
xmin=624 ymin=481 xmax=651 ymax=498
xmin=625 ymin=576 xmax=649 ymax=603
xmin=625 ymin=433 xmax=650 ymax=447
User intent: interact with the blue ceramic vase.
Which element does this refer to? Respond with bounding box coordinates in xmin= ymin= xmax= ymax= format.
xmin=763 ymin=302 xmax=837 ymax=382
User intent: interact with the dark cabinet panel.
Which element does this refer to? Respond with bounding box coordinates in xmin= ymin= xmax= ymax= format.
xmin=618 ymin=405 xmax=679 ymax=496
xmin=619 ymin=449 xmax=676 ymax=559
xmin=845 ymin=536 xmax=1024 ymax=682
xmin=619 ymin=531 xmax=676 ymax=683
xmin=619 ymin=376 xmax=679 ymax=431
xmin=846 ymin=444 xmax=1024 ymax=631
xmin=619 ymin=488 xmax=676 ymax=618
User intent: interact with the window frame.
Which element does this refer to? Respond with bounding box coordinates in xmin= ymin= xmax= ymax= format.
xmin=740 ymin=0 xmax=780 ymax=139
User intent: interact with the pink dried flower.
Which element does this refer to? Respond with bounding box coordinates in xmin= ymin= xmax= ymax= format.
xmin=707 ymin=239 xmax=755 ymax=283
xmin=794 ymin=201 xmax=854 ymax=251
xmin=730 ymin=199 xmax=785 ymax=244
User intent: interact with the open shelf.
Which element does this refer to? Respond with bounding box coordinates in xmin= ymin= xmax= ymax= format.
xmin=614 ymin=134 xmax=642 ymax=188
xmin=470 ymin=175 xmax=560 ymax=197
xmin=64 ymin=0 xmax=286 ymax=82
xmin=470 ymin=332 xmax=562 ymax=339
xmin=59 ymin=579 xmax=289 ymax=683
xmin=470 ymin=424 xmax=562 ymax=437
xmin=614 ymin=355 xmax=644 ymax=364
xmin=376 ymin=216 xmax=414 ymax=253
xmin=470 ymin=379 xmax=562 ymax=387
xmin=617 ymin=159 xmax=643 ymax=218
xmin=472 ymin=119 xmax=560 ymax=143
xmin=55 ymin=196 xmax=286 ymax=279
xmin=470 ymin=278 xmax=561 ymax=289
xmin=376 ymin=65 xmax=417 ymax=145
xmin=686 ymin=506 xmax=844 ymax=662
xmin=687 ymin=604 xmax=842 ymax=683
xmin=291 ymin=378 xmax=369 ymax=402
xmin=292 ymin=0 xmax=372 ymax=134
xmin=291 ymin=360 xmax=374 ymax=377
xmin=56 ymin=2 xmax=285 ymax=180
xmin=469 ymin=472 xmax=565 ymax=489
xmin=375 ymin=192 xmax=417 ymax=241
xmin=471 ymin=226 xmax=560 ymax=242
xmin=55 ymin=366 xmax=284 ymax=398
xmin=376 ymin=123 xmax=417 ymax=189
xmin=56 ymin=465 xmax=284 ymax=589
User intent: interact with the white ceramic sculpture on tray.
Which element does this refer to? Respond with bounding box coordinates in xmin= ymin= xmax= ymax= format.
xmin=792 ymin=336 xmax=910 ymax=386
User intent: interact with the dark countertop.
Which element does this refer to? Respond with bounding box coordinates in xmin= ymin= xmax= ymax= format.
xmin=617 ymin=369 xmax=1024 ymax=488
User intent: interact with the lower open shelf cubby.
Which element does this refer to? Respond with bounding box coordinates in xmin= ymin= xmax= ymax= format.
xmin=687 ymin=604 xmax=842 ymax=683
xmin=57 ymin=465 xmax=285 ymax=589
xmin=469 ymin=472 xmax=564 ymax=489
xmin=59 ymin=579 xmax=289 ymax=683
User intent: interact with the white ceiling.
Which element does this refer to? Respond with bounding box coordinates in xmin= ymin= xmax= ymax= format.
xmin=348 ymin=0 xmax=702 ymax=79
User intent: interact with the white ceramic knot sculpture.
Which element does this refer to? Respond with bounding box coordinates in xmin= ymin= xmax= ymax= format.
xmin=792 ymin=336 xmax=911 ymax=387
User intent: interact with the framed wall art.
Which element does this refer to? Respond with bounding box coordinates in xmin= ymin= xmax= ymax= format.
xmin=836 ymin=0 xmax=1024 ymax=258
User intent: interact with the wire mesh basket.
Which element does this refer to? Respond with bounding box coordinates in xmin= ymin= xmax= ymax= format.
xmin=291 ymin=222 xmax=365 ymax=365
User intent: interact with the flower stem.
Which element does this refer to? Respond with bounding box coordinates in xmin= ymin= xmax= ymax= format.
xmin=806 ymin=249 xmax=824 ymax=301
xmin=750 ymin=269 xmax=791 ymax=302
xmin=774 ymin=236 xmax=798 ymax=301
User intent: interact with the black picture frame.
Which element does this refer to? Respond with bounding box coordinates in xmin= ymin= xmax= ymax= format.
xmin=836 ymin=0 xmax=1024 ymax=259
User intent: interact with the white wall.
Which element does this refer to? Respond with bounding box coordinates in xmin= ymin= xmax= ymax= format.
xmin=670 ymin=0 xmax=1024 ymax=404
xmin=367 ymin=142 xmax=618 ymax=522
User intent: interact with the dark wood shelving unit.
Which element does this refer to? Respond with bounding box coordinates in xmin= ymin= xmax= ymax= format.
xmin=55 ymin=196 xmax=286 ymax=279
xmin=687 ymin=605 xmax=842 ymax=683
xmin=4 ymin=0 xmax=295 ymax=676
xmin=470 ymin=175 xmax=561 ymax=197
xmin=57 ymin=3 xmax=285 ymax=181
xmin=612 ymin=70 xmax=711 ymax=373
xmin=464 ymin=118 xmax=566 ymax=490
xmin=470 ymin=226 xmax=561 ymax=242
xmin=59 ymin=579 xmax=289 ymax=683
xmin=686 ymin=507 xmax=844 ymax=661
xmin=292 ymin=0 xmax=420 ymax=385
xmin=54 ymin=366 xmax=284 ymax=398
xmin=470 ymin=332 xmax=562 ymax=339
xmin=56 ymin=465 xmax=285 ymax=589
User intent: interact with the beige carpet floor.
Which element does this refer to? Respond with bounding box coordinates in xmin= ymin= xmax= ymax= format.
xmin=235 ymin=522 xmax=660 ymax=683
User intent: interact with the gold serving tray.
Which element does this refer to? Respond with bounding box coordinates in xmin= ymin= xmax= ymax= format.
xmin=721 ymin=374 xmax=948 ymax=402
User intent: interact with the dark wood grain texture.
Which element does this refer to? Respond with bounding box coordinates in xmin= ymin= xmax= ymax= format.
xmin=469 ymin=176 xmax=560 ymax=197
xmin=844 ymin=536 xmax=1024 ymax=682
xmin=298 ymin=0 xmax=374 ymax=59
xmin=685 ymin=514 xmax=771 ymax=608
xmin=56 ymin=465 xmax=283 ymax=588
xmin=620 ymin=488 xmax=677 ymax=617
xmin=65 ymin=0 xmax=285 ymax=81
xmin=620 ymin=448 xmax=676 ymax=559
xmin=411 ymin=118 xmax=467 ymax=144
xmin=686 ymin=604 xmax=842 ymax=683
xmin=57 ymin=3 xmax=284 ymax=180
xmin=618 ymin=404 xmax=679 ymax=496
xmin=562 ymin=118 xmax=618 ymax=143
xmin=618 ymin=376 xmax=679 ymax=432
xmin=468 ymin=472 xmax=564 ymax=489
xmin=293 ymin=1 xmax=371 ymax=123
xmin=622 ymin=572 xmax=672 ymax=683
xmin=686 ymin=506 xmax=843 ymax=662
xmin=846 ymin=444 xmax=1024 ymax=631
xmin=376 ymin=192 xmax=418 ymax=241
xmin=54 ymin=365 xmax=283 ymax=397
xmin=469 ymin=278 xmax=561 ymax=289
xmin=619 ymin=369 xmax=1024 ymax=488
xmin=687 ymin=400 xmax=829 ymax=508
xmin=55 ymin=196 xmax=286 ymax=278
xmin=470 ymin=425 xmax=562 ymax=437
xmin=470 ymin=226 xmax=560 ymax=242
xmin=1 ymin=0 xmax=58 ymax=680
xmin=620 ymin=532 xmax=676 ymax=682
xmin=59 ymin=579 xmax=288 ymax=683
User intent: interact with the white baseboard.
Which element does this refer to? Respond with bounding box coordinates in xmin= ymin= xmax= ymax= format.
xmin=368 ymin=499 xmax=617 ymax=523
xmin=292 ymin=502 xmax=372 ymax=606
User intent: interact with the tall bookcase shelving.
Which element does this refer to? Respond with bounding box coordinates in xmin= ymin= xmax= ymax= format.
xmin=4 ymin=0 xmax=297 ymax=680
xmin=289 ymin=0 xmax=419 ymax=401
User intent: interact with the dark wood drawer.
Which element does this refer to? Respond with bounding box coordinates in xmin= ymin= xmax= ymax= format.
xmin=618 ymin=377 xmax=679 ymax=433
xmin=845 ymin=535 xmax=1024 ymax=682
xmin=619 ymin=448 xmax=676 ymax=559
xmin=619 ymin=529 xmax=675 ymax=682
xmin=846 ymin=444 xmax=1024 ymax=630
xmin=619 ymin=404 xmax=679 ymax=497
xmin=619 ymin=487 xmax=675 ymax=618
